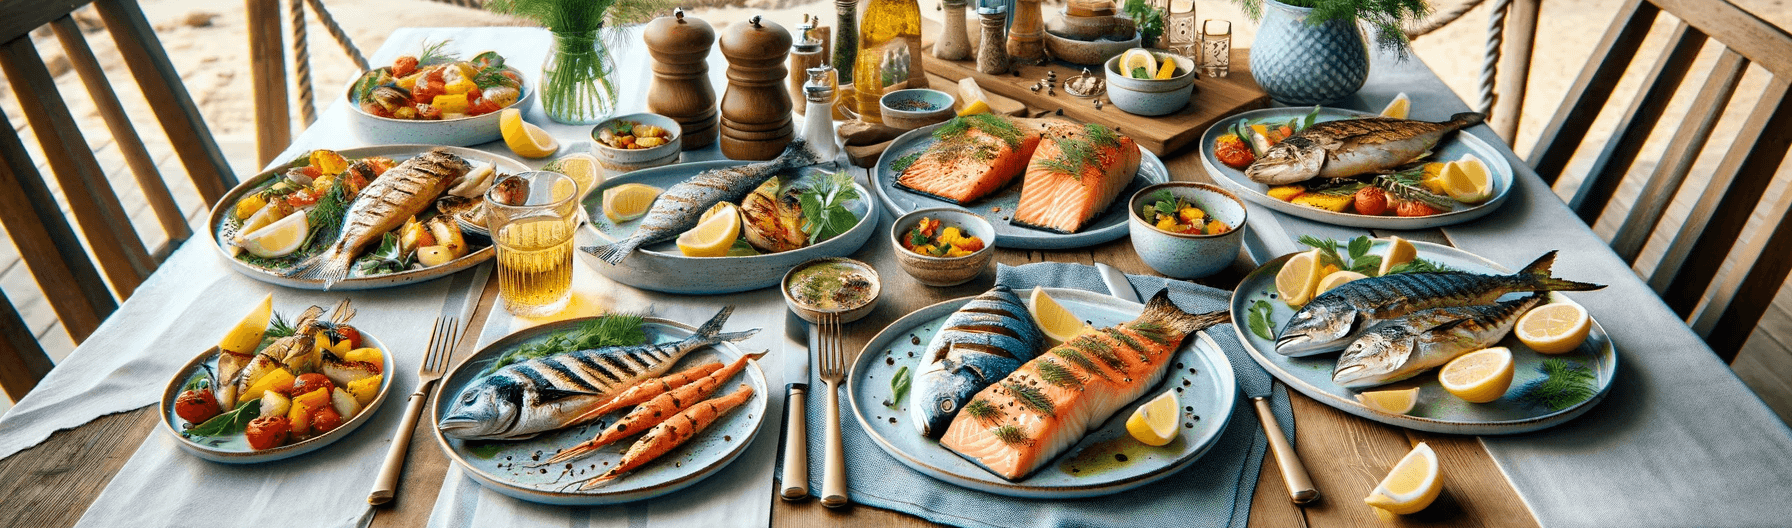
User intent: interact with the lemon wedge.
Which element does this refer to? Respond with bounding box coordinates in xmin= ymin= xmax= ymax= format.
xmin=1364 ymin=442 xmax=1442 ymax=515
xmin=1120 ymin=49 xmax=1158 ymax=79
xmin=1317 ymin=270 xmax=1369 ymax=295
xmin=602 ymin=183 xmax=662 ymax=223
xmin=218 ymin=294 xmax=273 ymax=354
xmin=1516 ymin=302 xmax=1591 ymax=354
xmin=234 ymin=203 xmax=281 ymax=245
xmin=241 ymin=212 xmax=308 ymax=258
xmin=1377 ymin=236 xmax=1417 ymax=276
xmin=1439 ymin=155 xmax=1493 ymax=203
xmin=1029 ymin=287 xmax=1087 ymax=345
xmin=1356 ymin=387 xmax=1420 ymax=415
xmin=957 ymin=77 xmax=992 ymax=116
xmin=1439 ymin=347 xmax=1515 ymax=403
xmin=1275 ymin=249 xmax=1324 ymax=306
xmin=1379 ymin=92 xmax=1411 ymax=119
xmin=544 ymin=153 xmax=602 ymax=201
xmin=499 ymin=108 xmax=559 ymax=159
xmin=1154 ymin=57 xmax=1177 ymax=79
xmin=675 ymin=202 xmax=740 ymax=257
xmin=1125 ymin=390 xmax=1180 ymax=447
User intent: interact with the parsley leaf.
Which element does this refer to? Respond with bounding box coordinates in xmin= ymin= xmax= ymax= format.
xmin=1247 ymin=300 xmax=1275 ymax=340
xmin=183 ymin=400 xmax=260 ymax=438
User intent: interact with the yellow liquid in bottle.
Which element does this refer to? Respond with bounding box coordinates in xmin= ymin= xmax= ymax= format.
xmin=853 ymin=0 xmax=923 ymax=123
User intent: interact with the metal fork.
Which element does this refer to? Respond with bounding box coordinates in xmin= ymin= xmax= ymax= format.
xmin=368 ymin=317 xmax=459 ymax=505
xmin=816 ymin=311 xmax=850 ymax=508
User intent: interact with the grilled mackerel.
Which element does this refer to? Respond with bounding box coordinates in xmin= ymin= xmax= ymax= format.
xmin=1276 ymin=251 xmax=1603 ymax=357
xmin=584 ymin=139 xmax=821 ymax=265
xmin=1245 ymin=112 xmax=1485 ymax=185
xmin=287 ymin=148 xmax=472 ymax=285
xmin=1333 ymin=293 xmax=1546 ymax=389
xmin=912 ymin=286 xmax=1046 ymax=438
xmin=437 ymin=307 xmax=759 ymax=441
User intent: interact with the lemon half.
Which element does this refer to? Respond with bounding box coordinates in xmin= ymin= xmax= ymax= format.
xmin=1379 ymin=92 xmax=1412 ymax=119
xmin=602 ymin=183 xmax=662 ymax=223
xmin=1120 ymin=49 xmax=1158 ymax=79
xmin=217 ymin=294 xmax=273 ymax=354
xmin=545 ymin=153 xmax=602 ymax=201
xmin=1439 ymin=347 xmax=1515 ymax=403
xmin=1356 ymin=387 xmax=1420 ymax=415
xmin=241 ymin=212 xmax=308 ymax=258
xmin=1377 ymin=236 xmax=1417 ymax=277
xmin=1274 ymin=249 xmax=1324 ymax=306
xmin=1317 ymin=270 xmax=1369 ymax=295
xmin=1516 ymin=302 xmax=1592 ymax=354
xmin=1439 ymin=155 xmax=1493 ymax=203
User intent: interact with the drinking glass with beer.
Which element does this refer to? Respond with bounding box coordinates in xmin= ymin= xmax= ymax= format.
xmin=486 ymin=171 xmax=579 ymax=317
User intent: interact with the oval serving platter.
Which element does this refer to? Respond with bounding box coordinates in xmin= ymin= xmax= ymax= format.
xmin=872 ymin=122 xmax=1171 ymax=250
xmin=160 ymin=331 xmax=396 ymax=464
xmin=208 ymin=145 xmax=526 ymax=290
xmin=430 ymin=316 xmax=768 ymax=506
xmin=578 ymin=162 xmax=879 ymax=295
xmin=849 ymin=288 xmax=1237 ymax=498
xmin=1199 ymin=107 xmax=1514 ymax=229
xmin=1229 ymin=240 xmax=1617 ymax=435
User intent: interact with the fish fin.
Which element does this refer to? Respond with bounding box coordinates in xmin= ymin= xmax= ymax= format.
xmin=775 ymin=137 xmax=823 ymax=169
xmin=538 ymin=387 xmax=606 ymax=402
xmin=585 ymin=238 xmax=641 ymax=265
xmin=282 ymin=248 xmax=354 ymax=288
xmin=1134 ymin=290 xmax=1231 ymax=336
xmin=1416 ymin=317 xmax=1473 ymax=334
xmin=1448 ymin=112 xmax=1486 ymax=128
xmin=1517 ymin=251 xmax=1606 ymax=292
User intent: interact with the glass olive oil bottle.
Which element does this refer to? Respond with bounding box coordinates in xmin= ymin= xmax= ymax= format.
xmin=852 ymin=0 xmax=927 ymax=123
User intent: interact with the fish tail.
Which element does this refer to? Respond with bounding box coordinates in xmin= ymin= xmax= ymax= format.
xmin=1516 ymin=251 xmax=1606 ymax=292
xmin=1449 ymin=112 xmax=1486 ymax=129
xmin=582 ymin=237 xmax=641 ymax=265
xmin=1134 ymin=290 xmax=1231 ymax=336
xmin=282 ymin=248 xmax=353 ymax=288
xmin=774 ymin=137 xmax=822 ymax=169
xmin=691 ymin=306 xmax=735 ymax=339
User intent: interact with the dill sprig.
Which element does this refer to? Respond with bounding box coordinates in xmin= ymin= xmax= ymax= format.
xmin=1004 ymin=382 xmax=1055 ymax=416
xmin=1036 ymin=123 xmax=1122 ymax=179
xmin=1514 ymin=358 xmax=1598 ymax=411
xmin=992 ymin=425 xmax=1031 ymax=446
xmin=890 ymin=151 xmax=922 ymax=174
xmin=1385 ymin=258 xmax=1457 ymax=274
xmin=964 ymin=399 xmax=1000 ymax=422
xmin=481 ymin=313 xmax=648 ymax=375
xmin=1035 ymin=359 xmax=1083 ymax=389
xmin=1105 ymin=328 xmax=1147 ymax=354
xmin=933 ymin=114 xmax=1024 ymax=148
xmin=416 ymin=39 xmax=456 ymax=66
xmin=1372 ymin=174 xmax=1455 ymax=211
xmin=1075 ymin=336 xmax=1129 ymax=371
xmin=303 ymin=173 xmax=353 ymax=250
xmin=1310 ymin=181 xmax=1368 ymax=197
xmin=1053 ymin=347 xmax=1110 ymax=380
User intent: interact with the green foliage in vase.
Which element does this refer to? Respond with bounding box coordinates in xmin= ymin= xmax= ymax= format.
xmin=485 ymin=0 xmax=673 ymax=121
xmin=1232 ymin=0 xmax=1431 ymax=54
xmin=484 ymin=0 xmax=670 ymax=32
xmin=1122 ymin=0 xmax=1167 ymax=48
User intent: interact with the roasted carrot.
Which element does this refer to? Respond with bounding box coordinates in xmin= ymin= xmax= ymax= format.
xmin=577 ymin=385 xmax=756 ymax=489
xmin=566 ymin=362 xmax=725 ymax=426
xmin=546 ymin=351 xmax=763 ymax=465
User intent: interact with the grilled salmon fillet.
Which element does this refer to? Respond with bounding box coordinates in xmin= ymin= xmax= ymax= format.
xmin=895 ymin=114 xmax=1043 ymax=204
xmin=939 ymin=291 xmax=1228 ymax=481
xmin=1011 ymin=123 xmax=1141 ymax=234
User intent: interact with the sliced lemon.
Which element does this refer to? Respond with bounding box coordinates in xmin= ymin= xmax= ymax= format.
xmin=1379 ymin=92 xmax=1411 ymax=119
xmin=1364 ymin=442 xmax=1442 ymax=515
xmin=675 ymin=203 xmax=740 ymax=257
xmin=234 ymin=203 xmax=281 ymax=245
xmin=1377 ymin=236 xmax=1417 ymax=277
xmin=241 ymin=212 xmax=309 ymax=258
xmin=499 ymin=108 xmax=559 ymax=159
xmin=1274 ymin=249 xmax=1324 ymax=306
xmin=1457 ymin=154 xmax=1493 ymax=195
xmin=1439 ymin=347 xmax=1515 ymax=403
xmin=601 ymin=183 xmax=662 ymax=223
xmin=1125 ymin=390 xmax=1180 ymax=447
xmin=1439 ymin=156 xmax=1493 ymax=204
xmin=1029 ymin=287 xmax=1088 ymax=345
xmin=218 ymin=293 xmax=273 ymax=354
xmin=1516 ymin=302 xmax=1591 ymax=354
xmin=1120 ymin=49 xmax=1158 ymax=79
xmin=544 ymin=153 xmax=602 ymax=200
xmin=1356 ymin=387 xmax=1419 ymax=415
xmin=1317 ymin=270 xmax=1369 ymax=295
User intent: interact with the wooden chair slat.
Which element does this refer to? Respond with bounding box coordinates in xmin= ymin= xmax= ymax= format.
xmin=0 ymin=113 xmax=115 ymax=341
xmin=1702 ymin=187 xmax=1792 ymax=361
xmin=1566 ymin=22 xmax=1707 ymax=223
xmin=1526 ymin=0 xmax=1658 ymax=183
xmin=0 ymin=0 xmax=89 ymax=44
xmin=0 ymin=37 xmax=154 ymax=297
xmin=49 ymin=16 xmax=192 ymax=244
xmin=1652 ymin=0 xmax=1792 ymax=77
xmin=0 ymin=287 xmax=52 ymax=402
xmin=1611 ymin=49 xmax=1750 ymax=262
xmin=245 ymin=0 xmax=292 ymax=167
xmin=91 ymin=0 xmax=237 ymax=203
xmin=1655 ymin=78 xmax=1792 ymax=316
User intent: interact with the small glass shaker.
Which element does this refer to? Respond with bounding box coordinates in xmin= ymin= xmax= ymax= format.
xmin=802 ymin=66 xmax=840 ymax=163
xmin=1201 ymin=20 xmax=1232 ymax=78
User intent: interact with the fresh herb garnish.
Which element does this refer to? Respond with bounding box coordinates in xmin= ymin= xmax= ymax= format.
xmin=889 ymin=151 xmax=922 ymax=174
xmin=303 ymin=175 xmax=353 ymax=249
xmin=887 ymin=366 xmax=912 ymax=407
xmin=1298 ymin=235 xmax=1382 ymax=276
xmin=964 ymin=399 xmax=1000 ymax=422
xmin=481 ymin=313 xmax=648 ymax=375
xmin=1514 ymin=358 xmax=1597 ymax=411
xmin=992 ymin=424 xmax=1031 ymax=445
xmin=265 ymin=312 xmax=296 ymax=339
xmin=726 ymin=238 xmax=760 ymax=257
xmin=1036 ymin=123 xmax=1122 ymax=179
xmin=1122 ymin=0 xmax=1166 ymax=47
xmin=357 ymin=232 xmax=414 ymax=276
xmin=183 ymin=400 xmax=260 ymax=438
xmin=1373 ymin=172 xmax=1455 ymax=211
xmin=797 ymin=171 xmax=862 ymax=245
xmin=1385 ymin=258 xmax=1456 ymax=274
xmin=1247 ymin=300 xmax=1276 ymax=341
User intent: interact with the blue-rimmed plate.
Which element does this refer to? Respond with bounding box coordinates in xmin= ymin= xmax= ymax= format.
xmin=430 ymin=316 xmax=768 ymax=506
xmin=848 ymin=288 xmax=1236 ymax=498
xmin=1200 ymin=107 xmax=1513 ymax=229
xmin=872 ymin=122 xmax=1171 ymax=250
xmin=1229 ymin=240 xmax=1617 ymax=435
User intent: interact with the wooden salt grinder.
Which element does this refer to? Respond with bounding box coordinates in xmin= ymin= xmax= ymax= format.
xmin=719 ymin=16 xmax=796 ymax=160
xmin=644 ymin=10 xmax=719 ymax=150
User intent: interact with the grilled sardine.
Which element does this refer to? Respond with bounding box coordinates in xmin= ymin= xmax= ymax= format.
xmin=287 ymin=148 xmax=472 ymax=285
xmin=1245 ymin=112 xmax=1485 ymax=185
xmin=1333 ymin=293 xmax=1546 ymax=389
xmin=911 ymin=286 xmax=1046 ymax=438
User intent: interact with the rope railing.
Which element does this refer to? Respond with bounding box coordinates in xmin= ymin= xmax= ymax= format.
xmin=289 ymin=0 xmax=315 ymax=125
xmin=1402 ymin=0 xmax=1521 ymax=119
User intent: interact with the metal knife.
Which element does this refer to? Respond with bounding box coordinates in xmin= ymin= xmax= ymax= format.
xmin=779 ymin=310 xmax=811 ymax=500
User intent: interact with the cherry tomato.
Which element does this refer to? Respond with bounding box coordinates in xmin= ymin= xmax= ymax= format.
xmin=424 ymin=67 xmax=445 ymax=84
xmin=333 ymin=325 xmax=363 ymax=349
xmin=174 ymin=389 xmax=221 ymax=425
xmin=1354 ymin=187 xmax=1389 ymax=216
xmin=1214 ymin=135 xmax=1255 ymax=170
xmin=465 ymin=86 xmax=483 ymax=101
xmin=391 ymin=55 xmax=419 ymax=77
xmin=418 ymin=105 xmax=444 ymax=120
xmin=245 ymin=416 xmax=292 ymax=450
xmin=291 ymin=373 xmax=335 ymax=396
xmin=299 ymin=165 xmax=323 ymax=179
xmin=309 ymin=407 xmax=343 ymax=434
xmin=283 ymin=189 xmax=318 ymax=208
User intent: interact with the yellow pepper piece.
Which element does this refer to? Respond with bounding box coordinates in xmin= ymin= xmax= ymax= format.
xmin=396 ymin=71 xmax=424 ymax=90
xmin=347 ymin=375 xmax=382 ymax=406
xmin=445 ymin=78 xmax=477 ymax=95
xmin=1178 ymin=206 xmax=1206 ymax=222
xmin=343 ymin=347 xmax=383 ymax=364
xmin=1154 ymin=59 xmax=1177 ymax=80
xmin=432 ymin=93 xmax=470 ymax=114
xmin=241 ymin=368 xmax=295 ymax=404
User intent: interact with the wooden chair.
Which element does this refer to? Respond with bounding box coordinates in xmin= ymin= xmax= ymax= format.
xmin=1526 ymin=0 xmax=1792 ymax=362
xmin=0 ymin=0 xmax=236 ymax=399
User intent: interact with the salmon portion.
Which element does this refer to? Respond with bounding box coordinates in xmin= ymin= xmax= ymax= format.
xmin=1011 ymin=123 xmax=1141 ymax=234
xmin=939 ymin=292 xmax=1228 ymax=481
xmin=895 ymin=115 xmax=1042 ymax=204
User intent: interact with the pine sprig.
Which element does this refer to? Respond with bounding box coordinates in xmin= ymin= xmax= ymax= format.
xmin=1514 ymin=358 xmax=1598 ymax=411
xmin=1004 ymin=382 xmax=1056 ymax=417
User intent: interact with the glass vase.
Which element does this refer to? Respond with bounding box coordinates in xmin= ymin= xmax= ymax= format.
xmin=540 ymin=29 xmax=619 ymax=125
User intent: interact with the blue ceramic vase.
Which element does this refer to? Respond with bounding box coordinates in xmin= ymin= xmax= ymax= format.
xmin=1249 ymin=0 xmax=1369 ymax=106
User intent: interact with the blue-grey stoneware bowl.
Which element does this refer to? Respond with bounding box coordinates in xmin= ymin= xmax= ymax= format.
xmin=1229 ymin=240 xmax=1618 ymax=435
xmin=1127 ymin=182 xmax=1247 ymax=279
xmin=161 ymin=330 xmax=395 ymax=464
xmin=344 ymin=66 xmax=531 ymax=147
xmin=848 ymin=288 xmax=1237 ymax=497
xmin=431 ymin=316 xmax=767 ymax=505
xmin=1104 ymin=51 xmax=1196 ymax=116
xmin=879 ymin=88 xmax=957 ymax=130
xmin=590 ymin=112 xmax=683 ymax=174
xmin=578 ymin=162 xmax=878 ymax=295
xmin=782 ymin=257 xmax=882 ymax=324
xmin=1043 ymin=30 xmax=1141 ymax=66
xmin=890 ymin=207 xmax=997 ymax=287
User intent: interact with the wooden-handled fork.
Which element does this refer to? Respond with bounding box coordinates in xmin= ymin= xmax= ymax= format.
xmin=368 ymin=317 xmax=459 ymax=505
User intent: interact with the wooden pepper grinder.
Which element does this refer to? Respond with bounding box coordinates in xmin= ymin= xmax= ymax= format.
xmin=1006 ymin=0 xmax=1047 ymax=65
xmin=719 ymin=16 xmax=795 ymax=160
xmin=644 ymin=9 xmax=718 ymax=150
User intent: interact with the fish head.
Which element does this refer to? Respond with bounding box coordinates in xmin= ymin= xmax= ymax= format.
xmin=1275 ymin=297 xmax=1362 ymax=356
xmin=1332 ymin=331 xmax=1417 ymax=389
xmin=910 ymin=357 xmax=989 ymax=438
xmin=1244 ymin=138 xmax=1326 ymax=185
xmin=437 ymin=376 xmax=525 ymax=440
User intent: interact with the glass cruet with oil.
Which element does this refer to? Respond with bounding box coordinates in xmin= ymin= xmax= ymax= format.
xmin=852 ymin=0 xmax=928 ymax=123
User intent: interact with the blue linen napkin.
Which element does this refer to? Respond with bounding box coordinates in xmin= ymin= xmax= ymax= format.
xmin=796 ymin=262 xmax=1293 ymax=528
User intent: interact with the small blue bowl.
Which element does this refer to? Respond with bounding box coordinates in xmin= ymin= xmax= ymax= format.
xmin=1128 ymin=182 xmax=1247 ymax=279
xmin=879 ymin=88 xmax=956 ymax=130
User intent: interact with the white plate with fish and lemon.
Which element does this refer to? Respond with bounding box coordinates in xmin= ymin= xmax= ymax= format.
xmin=1199 ymin=106 xmax=1514 ymax=230
xmin=1229 ymin=237 xmax=1617 ymax=435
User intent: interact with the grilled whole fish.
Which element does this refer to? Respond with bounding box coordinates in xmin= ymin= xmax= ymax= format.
xmin=1333 ymin=293 xmax=1547 ymax=389
xmin=1276 ymin=251 xmax=1604 ymax=357
xmin=940 ymin=291 xmax=1228 ymax=481
xmin=437 ymin=307 xmax=759 ymax=440
xmin=218 ymin=300 xmax=354 ymax=409
xmin=584 ymin=139 xmax=822 ymax=264
xmin=912 ymin=286 xmax=1046 ymax=438
xmin=287 ymin=148 xmax=472 ymax=285
xmin=1244 ymin=112 xmax=1485 ymax=185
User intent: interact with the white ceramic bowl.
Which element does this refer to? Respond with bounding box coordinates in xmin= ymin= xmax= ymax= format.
xmin=344 ymin=66 xmax=530 ymax=147
xmin=590 ymin=112 xmax=683 ymax=174
xmin=1104 ymin=52 xmax=1196 ymax=116
xmin=1127 ymin=182 xmax=1247 ymax=279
